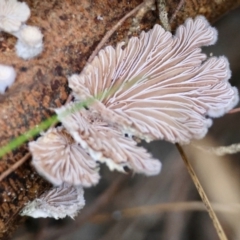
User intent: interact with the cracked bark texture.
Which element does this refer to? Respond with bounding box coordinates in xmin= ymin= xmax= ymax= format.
xmin=0 ymin=0 xmax=239 ymax=239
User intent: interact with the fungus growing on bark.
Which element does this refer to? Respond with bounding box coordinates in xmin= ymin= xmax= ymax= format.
xmin=27 ymin=16 xmax=238 ymax=220
xmin=0 ymin=0 xmax=30 ymax=33
xmin=15 ymin=25 xmax=43 ymax=59
xmin=0 ymin=64 xmax=16 ymax=93
xmin=29 ymin=127 xmax=100 ymax=187
xmin=69 ymin=16 xmax=238 ymax=144
xmin=55 ymin=103 xmax=161 ymax=176
xmin=0 ymin=0 xmax=43 ymax=59
xmin=20 ymin=184 xmax=85 ymax=219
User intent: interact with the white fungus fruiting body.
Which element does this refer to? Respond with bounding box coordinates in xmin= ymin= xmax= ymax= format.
xmin=0 ymin=0 xmax=30 ymax=32
xmin=20 ymin=184 xmax=85 ymax=219
xmin=55 ymin=103 xmax=161 ymax=176
xmin=17 ymin=25 xmax=43 ymax=47
xmin=0 ymin=0 xmax=43 ymax=60
xmin=29 ymin=127 xmax=100 ymax=187
xmin=15 ymin=25 xmax=43 ymax=59
xmin=0 ymin=64 xmax=16 ymax=93
xmin=69 ymin=16 xmax=238 ymax=144
xmin=27 ymin=16 xmax=239 ymax=220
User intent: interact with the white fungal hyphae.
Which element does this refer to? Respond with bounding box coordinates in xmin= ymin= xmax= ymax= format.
xmin=55 ymin=103 xmax=161 ymax=176
xmin=29 ymin=127 xmax=100 ymax=187
xmin=20 ymin=184 xmax=85 ymax=219
xmin=0 ymin=0 xmax=30 ymax=32
xmin=15 ymin=25 xmax=43 ymax=59
xmin=0 ymin=64 xmax=16 ymax=93
xmin=69 ymin=16 xmax=238 ymax=144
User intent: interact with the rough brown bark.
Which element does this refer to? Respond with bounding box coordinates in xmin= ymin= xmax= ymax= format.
xmin=0 ymin=0 xmax=239 ymax=239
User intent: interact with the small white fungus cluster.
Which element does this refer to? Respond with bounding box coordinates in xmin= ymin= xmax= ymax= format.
xmin=15 ymin=25 xmax=43 ymax=60
xmin=0 ymin=64 xmax=16 ymax=93
xmin=0 ymin=0 xmax=43 ymax=59
xmin=0 ymin=0 xmax=44 ymax=94
xmin=0 ymin=0 xmax=30 ymax=32
xmin=21 ymin=184 xmax=85 ymax=219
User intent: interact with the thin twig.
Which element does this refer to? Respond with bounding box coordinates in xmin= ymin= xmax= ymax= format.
xmin=0 ymin=152 xmax=31 ymax=182
xmin=157 ymin=0 xmax=171 ymax=31
xmin=170 ymin=0 xmax=185 ymax=24
xmin=87 ymin=1 xmax=146 ymax=63
xmin=227 ymin=107 xmax=240 ymax=114
xmin=191 ymin=143 xmax=240 ymax=156
xmin=90 ymin=201 xmax=240 ymax=223
xmin=176 ymin=143 xmax=228 ymax=240
xmin=162 ymin=158 xmax=190 ymax=240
